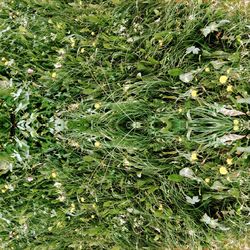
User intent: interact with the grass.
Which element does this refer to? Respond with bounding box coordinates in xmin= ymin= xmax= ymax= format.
xmin=0 ymin=0 xmax=249 ymax=249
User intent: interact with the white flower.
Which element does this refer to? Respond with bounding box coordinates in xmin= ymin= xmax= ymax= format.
xmin=57 ymin=195 xmax=66 ymax=202
xmin=200 ymin=213 xmax=229 ymax=231
xmin=118 ymin=25 xmax=126 ymax=33
xmin=27 ymin=68 xmax=34 ymax=74
xmin=54 ymin=182 xmax=62 ymax=188
xmin=201 ymin=20 xmax=230 ymax=37
xmin=27 ymin=177 xmax=33 ymax=182
xmin=127 ymin=37 xmax=134 ymax=43
xmin=201 ymin=22 xmax=218 ymax=37
xmin=186 ymin=46 xmax=200 ymax=55
xmin=185 ymin=195 xmax=200 ymax=204
xmin=57 ymin=48 xmax=66 ymax=55
xmin=54 ymin=63 xmax=62 ymax=69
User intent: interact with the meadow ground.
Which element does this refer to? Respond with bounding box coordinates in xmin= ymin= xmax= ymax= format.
xmin=0 ymin=0 xmax=249 ymax=249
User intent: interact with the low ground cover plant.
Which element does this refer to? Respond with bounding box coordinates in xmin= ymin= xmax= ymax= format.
xmin=0 ymin=0 xmax=249 ymax=249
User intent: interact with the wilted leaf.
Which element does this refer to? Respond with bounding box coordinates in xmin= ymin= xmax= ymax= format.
xmin=210 ymin=60 xmax=228 ymax=69
xmin=179 ymin=72 xmax=194 ymax=83
xmin=218 ymin=107 xmax=245 ymax=116
xmin=179 ymin=167 xmax=194 ymax=178
xmin=236 ymin=97 xmax=250 ymax=104
xmin=217 ymin=134 xmax=245 ymax=144
xmin=210 ymin=181 xmax=227 ymax=191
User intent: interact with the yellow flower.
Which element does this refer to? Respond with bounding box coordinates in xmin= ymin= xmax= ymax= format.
xmin=51 ymin=72 xmax=57 ymax=78
xmin=205 ymin=67 xmax=210 ymax=72
xmin=226 ymin=68 xmax=231 ymax=74
xmin=219 ymin=166 xmax=228 ymax=175
xmin=219 ymin=75 xmax=228 ymax=84
xmin=70 ymin=203 xmax=75 ymax=213
xmin=91 ymin=215 xmax=95 ymax=219
xmin=233 ymin=119 xmax=239 ymax=126
xmin=94 ymin=102 xmax=101 ymax=109
xmin=51 ymin=172 xmax=57 ymax=178
xmin=226 ymin=85 xmax=233 ymax=92
xmin=226 ymin=158 xmax=233 ymax=166
xmin=158 ymin=40 xmax=163 ymax=47
xmin=158 ymin=204 xmax=163 ymax=211
xmin=205 ymin=178 xmax=210 ymax=183
xmin=178 ymin=108 xmax=183 ymax=113
xmin=233 ymin=125 xmax=239 ymax=131
xmin=191 ymin=89 xmax=198 ymax=98
xmin=80 ymin=48 xmax=85 ymax=53
xmin=190 ymin=152 xmax=198 ymax=162
xmin=94 ymin=141 xmax=101 ymax=148
xmin=80 ymin=197 xmax=85 ymax=202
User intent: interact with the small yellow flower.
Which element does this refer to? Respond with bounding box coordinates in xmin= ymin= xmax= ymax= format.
xmin=91 ymin=31 xmax=95 ymax=36
xmin=226 ymin=68 xmax=231 ymax=74
xmin=51 ymin=172 xmax=57 ymax=178
xmin=56 ymin=23 xmax=63 ymax=29
xmin=219 ymin=166 xmax=228 ymax=175
xmin=48 ymin=226 xmax=53 ymax=231
xmin=94 ymin=141 xmax=101 ymax=148
xmin=80 ymin=197 xmax=85 ymax=202
xmin=205 ymin=67 xmax=210 ymax=72
xmin=70 ymin=38 xmax=76 ymax=48
xmin=51 ymin=72 xmax=57 ymax=78
xmin=1 ymin=189 xmax=6 ymax=193
xmin=219 ymin=75 xmax=228 ymax=84
xmin=233 ymin=119 xmax=239 ymax=126
xmin=70 ymin=203 xmax=75 ymax=213
xmin=205 ymin=178 xmax=210 ymax=183
xmin=190 ymin=152 xmax=198 ymax=162
xmin=158 ymin=204 xmax=163 ymax=211
xmin=178 ymin=137 xmax=182 ymax=142
xmin=233 ymin=125 xmax=239 ymax=131
xmin=80 ymin=48 xmax=85 ymax=53
xmin=226 ymin=158 xmax=233 ymax=166
xmin=158 ymin=40 xmax=163 ymax=47
xmin=94 ymin=102 xmax=101 ymax=109
xmin=91 ymin=215 xmax=95 ymax=219
xmin=178 ymin=108 xmax=183 ymax=113
xmin=226 ymin=85 xmax=233 ymax=92
xmin=191 ymin=89 xmax=198 ymax=98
